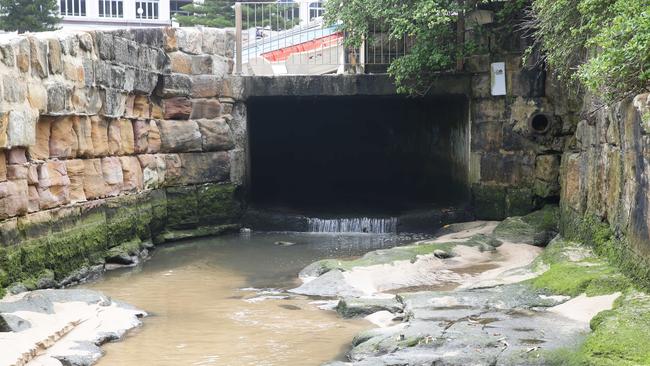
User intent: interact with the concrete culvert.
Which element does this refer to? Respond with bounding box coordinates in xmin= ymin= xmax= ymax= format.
xmin=529 ymin=113 xmax=552 ymax=134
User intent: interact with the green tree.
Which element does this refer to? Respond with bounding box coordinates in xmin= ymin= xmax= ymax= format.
xmin=0 ymin=0 xmax=60 ymax=33
xmin=175 ymin=0 xmax=236 ymax=28
xmin=530 ymin=0 xmax=650 ymax=102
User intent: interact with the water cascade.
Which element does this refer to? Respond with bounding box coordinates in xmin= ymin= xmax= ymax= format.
xmin=307 ymin=217 xmax=398 ymax=234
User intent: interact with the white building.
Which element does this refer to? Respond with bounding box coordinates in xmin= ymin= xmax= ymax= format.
xmin=58 ymin=0 xmax=173 ymax=29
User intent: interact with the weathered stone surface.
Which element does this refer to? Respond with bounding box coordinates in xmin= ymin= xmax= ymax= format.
xmin=29 ymin=117 xmax=51 ymax=160
xmin=4 ymin=76 xmax=27 ymax=102
xmin=211 ymin=55 xmax=233 ymax=78
xmin=27 ymin=185 xmax=39 ymax=212
xmin=101 ymin=157 xmax=123 ymax=197
xmin=37 ymin=161 xmax=70 ymax=209
xmin=29 ymin=37 xmax=48 ymax=78
xmin=119 ymin=156 xmax=143 ymax=192
xmin=0 ymin=112 xmax=7 ymax=148
xmin=169 ymin=51 xmax=192 ymax=74
xmin=178 ymin=152 xmax=230 ymax=184
xmin=158 ymin=120 xmax=202 ymax=152
xmin=7 ymin=147 xmax=27 ymax=164
xmin=82 ymin=159 xmax=107 ymax=199
xmin=163 ymin=27 xmax=177 ymax=52
xmin=49 ymin=116 xmax=79 ymax=158
xmin=197 ymin=118 xmax=234 ymax=151
xmin=46 ymin=83 xmax=69 ymax=113
xmin=16 ymin=38 xmax=30 ymax=73
xmin=0 ymin=179 xmax=28 ymax=219
xmin=163 ymin=97 xmax=192 ymax=120
xmin=191 ymin=55 xmax=212 ymax=74
xmin=101 ymin=89 xmax=127 ymax=117
xmin=158 ymin=74 xmax=191 ymax=97
xmin=108 ymin=119 xmax=135 ymax=155
xmin=190 ymin=75 xmax=222 ymax=98
xmin=27 ymin=165 xmax=38 ymax=185
xmin=48 ymin=38 xmax=63 ymax=74
xmin=162 ymin=153 xmax=182 ymax=186
xmin=480 ymin=153 xmax=535 ymax=185
xmin=27 ymin=82 xmax=48 ymax=113
xmin=65 ymin=159 xmax=87 ymax=203
xmin=176 ymin=28 xmax=203 ymax=55
xmin=138 ymin=154 xmax=166 ymax=189
xmin=6 ymin=165 xmax=27 ymax=180
xmin=191 ymin=99 xmax=221 ymax=119
xmin=71 ymin=88 xmax=102 ymax=115
xmin=125 ymin=95 xmax=151 ymax=119
xmin=87 ymin=116 xmax=109 ymax=157
xmin=0 ymin=152 xmax=6 ymax=182
xmin=72 ymin=116 xmax=94 ymax=157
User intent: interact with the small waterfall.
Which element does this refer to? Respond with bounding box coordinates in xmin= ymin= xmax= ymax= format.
xmin=307 ymin=217 xmax=398 ymax=234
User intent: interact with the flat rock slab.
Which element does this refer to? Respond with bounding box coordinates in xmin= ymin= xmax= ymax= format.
xmin=0 ymin=289 xmax=146 ymax=366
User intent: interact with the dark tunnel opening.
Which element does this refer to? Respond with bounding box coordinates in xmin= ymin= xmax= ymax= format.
xmin=247 ymin=95 xmax=470 ymax=216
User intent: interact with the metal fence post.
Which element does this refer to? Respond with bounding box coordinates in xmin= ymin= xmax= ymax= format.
xmin=235 ymin=2 xmax=243 ymax=75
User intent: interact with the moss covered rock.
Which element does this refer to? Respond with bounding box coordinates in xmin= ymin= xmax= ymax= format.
xmin=493 ymin=205 xmax=559 ymax=246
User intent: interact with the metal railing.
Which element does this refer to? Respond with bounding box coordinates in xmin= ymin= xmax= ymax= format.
xmin=234 ymin=1 xmax=411 ymax=76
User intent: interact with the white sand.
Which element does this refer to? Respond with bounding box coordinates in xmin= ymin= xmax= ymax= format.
xmin=549 ymin=292 xmax=621 ymax=323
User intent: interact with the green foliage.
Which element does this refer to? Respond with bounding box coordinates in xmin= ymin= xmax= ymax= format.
xmin=0 ymin=0 xmax=60 ymax=33
xmin=176 ymin=0 xmax=236 ymax=28
xmin=531 ymin=0 xmax=650 ymax=101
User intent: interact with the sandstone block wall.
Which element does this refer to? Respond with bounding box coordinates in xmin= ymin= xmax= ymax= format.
xmin=560 ymin=93 xmax=650 ymax=281
xmin=465 ymin=28 xmax=580 ymax=220
xmin=0 ymin=27 xmax=244 ymax=289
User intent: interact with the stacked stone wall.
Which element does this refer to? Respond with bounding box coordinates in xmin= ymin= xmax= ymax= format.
xmin=559 ymin=93 xmax=650 ymax=283
xmin=0 ymin=27 xmax=244 ymax=289
xmin=465 ymin=27 xmax=580 ymax=220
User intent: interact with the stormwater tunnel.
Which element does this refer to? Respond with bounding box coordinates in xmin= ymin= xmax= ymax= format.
xmin=246 ymin=94 xmax=471 ymax=230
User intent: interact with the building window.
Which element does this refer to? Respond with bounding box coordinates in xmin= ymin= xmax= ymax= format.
xmin=136 ymin=0 xmax=159 ymax=19
xmin=98 ymin=0 xmax=124 ymax=18
xmin=60 ymin=0 xmax=86 ymax=16
xmin=309 ymin=1 xmax=324 ymax=20
xmin=170 ymin=0 xmax=192 ymax=17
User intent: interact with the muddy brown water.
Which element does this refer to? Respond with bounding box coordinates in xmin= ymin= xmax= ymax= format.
xmin=82 ymin=232 xmax=420 ymax=366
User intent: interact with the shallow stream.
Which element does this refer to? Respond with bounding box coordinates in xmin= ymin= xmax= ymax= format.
xmin=83 ymin=232 xmax=421 ymax=366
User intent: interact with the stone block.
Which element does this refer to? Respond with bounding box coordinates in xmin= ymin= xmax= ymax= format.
xmin=27 ymin=185 xmax=39 ymax=212
xmin=472 ymin=183 xmax=506 ymax=220
xmin=49 ymin=116 xmax=79 ymax=158
xmin=7 ymin=147 xmax=27 ymax=164
xmin=191 ymin=99 xmax=221 ymax=119
xmin=6 ymin=165 xmax=27 ymax=180
xmin=158 ymin=73 xmax=191 ymax=97
xmin=508 ymin=69 xmax=545 ymax=98
xmin=162 ymin=153 xmax=182 ymax=186
xmin=48 ymin=38 xmax=62 ymax=74
xmin=4 ymin=75 xmax=27 ymax=102
xmin=197 ymin=118 xmax=234 ymax=151
xmin=191 ymin=55 xmax=213 ymax=74
xmin=64 ymin=61 xmax=85 ymax=84
xmin=176 ymin=28 xmax=203 ymax=55
xmin=27 ymin=82 xmax=47 ymax=113
xmin=16 ymin=38 xmax=30 ymax=73
xmin=90 ymin=116 xmax=110 ymax=157
xmin=201 ymin=28 xmax=228 ymax=56
xmin=178 ymin=152 xmax=230 ymax=185
xmin=0 ymin=152 xmax=5 ymax=182
xmin=102 ymin=157 xmax=123 ymax=197
xmin=72 ymin=88 xmax=102 ymax=115
xmin=191 ymin=75 xmax=222 ymax=98
xmin=46 ymin=83 xmax=69 ymax=113
xmin=120 ymin=156 xmax=143 ymax=192
xmin=95 ymin=31 xmax=114 ymax=60
xmin=27 ymin=165 xmax=38 ymax=185
xmin=29 ymin=37 xmax=49 ymax=78
xmin=505 ymin=188 xmax=534 ymax=217
xmin=472 ymin=98 xmax=508 ymax=122
xmin=0 ymin=112 xmax=7 ymax=148
xmin=169 ymin=51 xmax=192 ymax=74
xmin=471 ymin=121 xmax=502 ymax=152
xmin=138 ymin=154 xmax=166 ymax=189
xmin=163 ymin=27 xmax=177 ymax=52
xmin=7 ymin=107 xmax=37 ymax=148
xmin=37 ymin=161 xmax=70 ymax=209
xmin=133 ymin=69 xmax=159 ymax=94
xmin=560 ymin=153 xmax=585 ymax=213
xmin=0 ymin=43 xmax=15 ymax=67
xmin=125 ymin=95 xmax=151 ymax=119
xmin=480 ymin=153 xmax=535 ymax=185
xmin=0 ymin=180 xmax=28 ymax=219
xmin=163 ymin=97 xmax=192 ymax=120
xmin=29 ymin=117 xmax=51 ymax=160
xmin=158 ymin=120 xmax=202 ymax=153
xmin=64 ymin=159 xmax=86 ymax=203
xmin=535 ymin=154 xmax=561 ymax=182
xmin=108 ymin=119 xmax=135 ymax=156
xmin=82 ymin=159 xmax=107 ymax=199
xmin=72 ymin=116 xmax=94 ymax=157
xmin=101 ymin=89 xmax=127 ymax=118
xmin=166 ymin=185 xmax=198 ymax=229
xmin=211 ymin=55 xmax=233 ymax=78
xmin=464 ymin=54 xmax=490 ymax=73
xmin=471 ymin=74 xmax=491 ymax=99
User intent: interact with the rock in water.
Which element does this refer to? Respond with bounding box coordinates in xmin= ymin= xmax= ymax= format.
xmin=274 ymin=241 xmax=296 ymax=246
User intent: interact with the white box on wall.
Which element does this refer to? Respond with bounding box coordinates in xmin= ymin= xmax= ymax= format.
xmin=491 ymin=62 xmax=506 ymax=96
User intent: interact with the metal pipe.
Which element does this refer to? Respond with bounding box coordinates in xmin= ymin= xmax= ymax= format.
xmin=235 ymin=2 xmax=243 ymax=75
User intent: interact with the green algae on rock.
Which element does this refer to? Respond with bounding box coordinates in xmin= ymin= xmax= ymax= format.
xmin=493 ymin=205 xmax=560 ymax=246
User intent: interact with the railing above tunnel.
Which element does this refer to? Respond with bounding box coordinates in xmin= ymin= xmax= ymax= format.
xmin=233 ymin=1 xmax=412 ymax=76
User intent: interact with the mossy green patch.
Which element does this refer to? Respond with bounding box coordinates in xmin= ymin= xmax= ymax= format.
xmin=530 ymin=260 xmax=632 ymax=297
xmin=493 ymin=205 xmax=559 ymax=246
